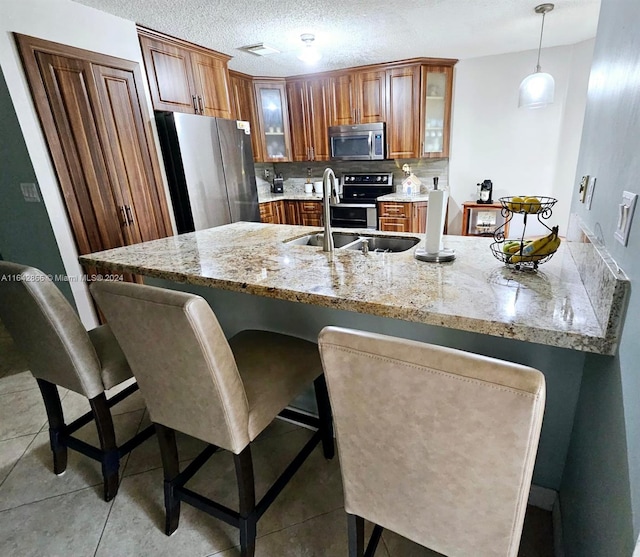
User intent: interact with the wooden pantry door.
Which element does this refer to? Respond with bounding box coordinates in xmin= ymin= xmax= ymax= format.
xmin=15 ymin=34 xmax=172 ymax=259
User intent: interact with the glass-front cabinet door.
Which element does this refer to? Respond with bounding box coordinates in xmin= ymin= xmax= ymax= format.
xmin=253 ymin=81 xmax=291 ymax=162
xmin=421 ymin=66 xmax=453 ymax=158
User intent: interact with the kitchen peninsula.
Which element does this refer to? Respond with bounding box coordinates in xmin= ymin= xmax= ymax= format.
xmin=80 ymin=222 xmax=628 ymax=492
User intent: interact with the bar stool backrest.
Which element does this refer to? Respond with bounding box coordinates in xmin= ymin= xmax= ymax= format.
xmin=0 ymin=261 xmax=103 ymax=397
xmin=91 ymin=281 xmax=250 ymax=453
xmin=318 ymin=326 xmax=546 ymax=557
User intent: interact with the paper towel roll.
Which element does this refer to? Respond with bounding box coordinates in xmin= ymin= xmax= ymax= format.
xmin=425 ymin=189 xmax=448 ymax=254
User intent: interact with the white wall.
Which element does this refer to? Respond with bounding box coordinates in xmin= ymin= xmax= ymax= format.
xmin=0 ymin=0 xmax=164 ymax=327
xmin=448 ymin=42 xmax=594 ymax=238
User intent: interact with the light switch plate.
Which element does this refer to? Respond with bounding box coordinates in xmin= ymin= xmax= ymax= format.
xmin=20 ymin=182 xmax=41 ymax=202
xmin=579 ymin=175 xmax=589 ymax=203
xmin=586 ymin=177 xmax=596 ymax=210
xmin=614 ymin=191 xmax=637 ymax=246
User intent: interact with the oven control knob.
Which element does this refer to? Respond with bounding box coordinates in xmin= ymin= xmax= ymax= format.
xmin=381 ymin=176 xmax=387 ymax=183
xmin=376 ymin=176 xmax=382 ymax=182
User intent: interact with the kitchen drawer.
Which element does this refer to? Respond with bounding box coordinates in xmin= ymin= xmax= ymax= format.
xmin=299 ymin=201 xmax=322 ymax=214
xmin=378 ymin=202 xmax=410 ymax=218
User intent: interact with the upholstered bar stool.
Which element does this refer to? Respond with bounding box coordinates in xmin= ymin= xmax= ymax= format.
xmin=0 ymin=262 xmax=154 ymax=501
xmin=318 ymin=326 xmax=546 ymax=557
xmin=90 ymin=281 xmax=333 ymax=557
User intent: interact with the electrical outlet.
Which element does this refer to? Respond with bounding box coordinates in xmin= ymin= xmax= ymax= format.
xmin=578 ymin=175 xmax=589 ymax=203
xmin=614 ymin=191 xmax=638 ymax=246
xmin=264 ymin=169 xmax=270 ymax=180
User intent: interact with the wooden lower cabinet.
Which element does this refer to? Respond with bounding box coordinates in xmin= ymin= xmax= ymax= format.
xmin=378 ymin=201 xmax=428 ymax=233
xmin=260 ymin=200 xmax=322 ymax=226
xmin=259 ymin=200 xmax=285 ymax=224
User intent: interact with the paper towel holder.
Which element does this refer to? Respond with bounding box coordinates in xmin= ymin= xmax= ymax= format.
xmin=414 ymin=176 xmax=456 ymax=262
xmin=414 ymin=247 xmax=456 ymax=262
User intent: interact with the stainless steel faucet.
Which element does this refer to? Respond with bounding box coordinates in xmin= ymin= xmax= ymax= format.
xmin=322 ymin=168 xmax=340 ymax=252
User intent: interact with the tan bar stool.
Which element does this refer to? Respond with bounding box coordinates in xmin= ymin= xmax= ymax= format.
xmin=318 ymin=326 xmax=546 ymax=557
xmin=91 ymin=280 xmax=334 ymax=557
xmin=0 ymin=262 xmax=154 ymax=501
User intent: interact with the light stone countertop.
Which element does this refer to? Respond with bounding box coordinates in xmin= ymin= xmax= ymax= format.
xmin=80 ymin=222 xmax=626 ymax=355
xmin=259 ymin=192 xmax=323 ymax=203
xmin=376 ymin=193 xmax=430 ymax=202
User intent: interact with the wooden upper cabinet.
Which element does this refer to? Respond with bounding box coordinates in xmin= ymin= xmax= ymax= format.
xmin=356 ymin=70 xmax=386 ymax=123
xmin=138 ymin=28 xmax=232 ymax=118
xmin=386 ymin=65 xmax=421 ymax=159
xmin=420 ymin=65 xmax=454 ymax=158
xmin=253 ymin=80 xmax=292 ymax=162
xmin=287 ymin=77 xmax=331 ymax=161
xmin=189 ymin=51 xmax=232 ymax=118
xmin=229 ymin=71 xmax=261 ymax=161
xmin=329 ymin=70 xmax=386 ymax=126
xmin=329 ymin=73 xmax=355 ymax=125
xmin=139 ymin=35 xmax=196 ymax=114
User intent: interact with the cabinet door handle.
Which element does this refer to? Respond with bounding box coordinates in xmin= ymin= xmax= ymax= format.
xmin=120 ymin=206 xmax=128 ymax=227
xmin=192 ymin=95 xmax=198 ymax=113
xmin=125 ymin=205 xmax=134 ymax=225
xmin=197 ymin=96 xmax=204 ymax=115
xmin=310 ymin=146 xmax=314 ymax=160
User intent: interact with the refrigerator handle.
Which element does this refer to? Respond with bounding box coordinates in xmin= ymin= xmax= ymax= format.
xmin=197 ymin=96 xmax=204 ymax=115
xmin=191 ymin=95 xmax=198 ymax=114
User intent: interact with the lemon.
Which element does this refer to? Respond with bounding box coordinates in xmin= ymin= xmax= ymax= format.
xmin=524 ymin=196 xmax=542 ymax=213
xmin=509 ymin=196 xmax=524 ymax=212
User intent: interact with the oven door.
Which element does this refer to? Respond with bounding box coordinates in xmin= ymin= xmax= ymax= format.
xmin=330 ymin=204 xmax=377 ymax=229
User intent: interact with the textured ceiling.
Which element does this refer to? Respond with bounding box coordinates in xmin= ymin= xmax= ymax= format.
xmin=71 ymin=0 xmax=601 ymax=77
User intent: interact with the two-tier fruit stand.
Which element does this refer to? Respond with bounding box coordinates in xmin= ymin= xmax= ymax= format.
xmin=490 ymin=196 xmax=558 ymax=271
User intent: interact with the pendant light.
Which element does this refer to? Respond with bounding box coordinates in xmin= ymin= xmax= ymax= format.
xmin=298 ymin=33 xmax=321 ymax=64
xmin=519 ymin=3 xmax=555 ymax=109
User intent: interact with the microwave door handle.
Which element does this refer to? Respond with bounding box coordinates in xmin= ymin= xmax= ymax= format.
xmin=368 ymin=131 xmax=373 ymax=154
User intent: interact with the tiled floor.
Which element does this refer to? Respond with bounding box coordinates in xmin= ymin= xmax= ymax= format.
xmin=0 ymin=322 xmax=554 ymax=556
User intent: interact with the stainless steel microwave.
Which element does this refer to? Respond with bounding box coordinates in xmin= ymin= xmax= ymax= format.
xmin=329 ymin=123 xmax=385 ymax=161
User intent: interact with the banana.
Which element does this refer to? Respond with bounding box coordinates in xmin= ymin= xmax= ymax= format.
xmin=510 ymin=227 xmax=560 ymax=263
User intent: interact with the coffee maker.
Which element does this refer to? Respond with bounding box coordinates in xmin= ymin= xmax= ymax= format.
xmin=271 ymin=173 xmax=284 ymax=193
xmin=476 ymin=179 xmax=493 ymax=204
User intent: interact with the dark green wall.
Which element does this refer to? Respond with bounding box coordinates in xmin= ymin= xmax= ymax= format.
xmin=0 ymin=67 xmax=73 ymax=304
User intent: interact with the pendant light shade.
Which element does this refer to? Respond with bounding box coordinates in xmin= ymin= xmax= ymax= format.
xmin=519 ymin=3 xmax=555 ymax=109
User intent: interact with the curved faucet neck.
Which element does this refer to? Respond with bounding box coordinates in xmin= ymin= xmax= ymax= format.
xmin=322 ymin=168 xmax=337 ymax=252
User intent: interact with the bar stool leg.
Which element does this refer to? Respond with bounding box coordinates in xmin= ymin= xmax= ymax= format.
xmin=90 ymin=393 xmax=120 ymax=501
xmin=234 ymin=446 xmax=257 ymax=557
xmin=314 ymin=375 xmax=334 ymax=459
xmin=348 ymin=513 xmax=365 ymax=557
xmin=37 ymin=379 xmax=68 ymax=475
xmin=156 ymin=424 xmax=181 ymax=535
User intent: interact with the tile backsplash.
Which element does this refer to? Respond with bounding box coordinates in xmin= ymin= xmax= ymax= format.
xmin=254 ymin=159 xmax=449 ymax=196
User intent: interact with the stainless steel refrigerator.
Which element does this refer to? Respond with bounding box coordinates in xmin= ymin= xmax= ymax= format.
xmin=155 ymin=112 xmax=260 ymax=233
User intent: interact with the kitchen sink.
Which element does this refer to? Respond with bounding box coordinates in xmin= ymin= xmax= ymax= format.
xmin=285 ymin=232 xmax=361 ymax=248
xmin=285 ymin=232 xmax=420 ymax=253
xmin=344 ymin=236 xmax=421 ymax=253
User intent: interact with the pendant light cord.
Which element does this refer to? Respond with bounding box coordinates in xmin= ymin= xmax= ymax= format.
xmin=535 ymin=12 xmax=546 ymax=72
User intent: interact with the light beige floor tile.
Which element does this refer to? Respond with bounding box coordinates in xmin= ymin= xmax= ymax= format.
xmin=0 ymin=370 xmax=38 ymax=396
xmin=212 ymin=509 xmax=390 ymax=557
xmin=186 ymin=428 xmax=343 ymax=539
xmin=0 ymin=409 xmax=143 ymax=510
xmin=0 ymin=388 xmax=47 ymax=440
xmin=95 ymin=466 xmax=238 ymax=557
xmin=0 ymin=434 xmax=35 ymax=485
xmin=0 ymin=486 xmax=112 ymax=557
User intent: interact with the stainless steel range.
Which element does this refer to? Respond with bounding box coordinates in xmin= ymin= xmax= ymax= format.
xmin=330 ymin=172 xmax=393 ymax=229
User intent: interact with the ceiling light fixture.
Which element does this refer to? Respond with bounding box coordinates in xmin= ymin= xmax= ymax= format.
xmin=298 ymin=33 xmax=321 ymax=64
xmin=519 ymin=3 xmax=555 ymax=109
